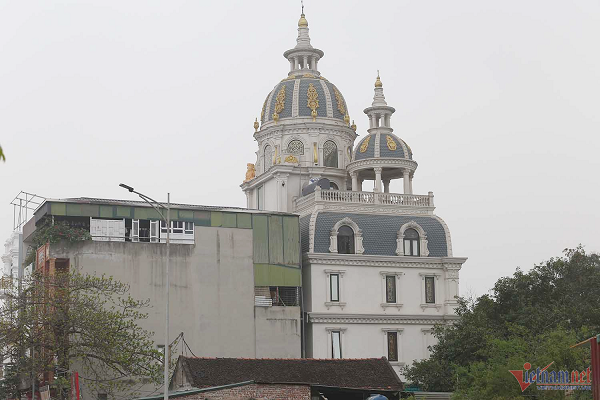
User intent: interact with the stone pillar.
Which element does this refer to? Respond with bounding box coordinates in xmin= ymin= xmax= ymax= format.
xmin=294 ymin=57 xmax=299 ymax=70
xmin=409 ymin=175 xmax=413 ymax=194
xmin=370 ymin=114 xmax=376 ymax=128
xmin=374 ymin=167 xmax=382 ymax=193
xmin=310 ymin=57 xmax=316 ymax=70
xmin=351 ymin=173 xmax=358 ymax=192
xmin=403 ymin=169 xmax=410 ymax=194
xmin=383 ymin=180 xmax=390 ymax=193
xmin=359 ymin=178 xmax=364 ymax=192
xmin=303 ymin=55 xmax=308 ymax=69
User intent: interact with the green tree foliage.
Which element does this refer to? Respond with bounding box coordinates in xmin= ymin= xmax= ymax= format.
xmin=0 ymin=268 xmax=163 ymax=399
xmin=0 ymin=144 xmax=5 ymax=161
xmin=23 ymin=218 xmax=91 ymax=266
xmin=405 ymin=247 xmax=599 ymax=399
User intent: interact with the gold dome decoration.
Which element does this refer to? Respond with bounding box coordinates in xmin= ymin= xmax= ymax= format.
xmin=344 ymin=113 xmax=350 ymax=125
xmin=333 ymin=86 xmax=346 ymax=115
xmin=351 ymin=120 xmax=357 ymax=132
xmin=359 ymin=136 xmax=371 ymax=153
xmin=386 ymin=135 xmax=397 ymax=151
xmin=307 ymin=83 xmax=319 ymax=121
xmin=254 ymin=118 xmax=259 ymax=132
xmin=272 ymin=85 xmax=286 ymax=123
xmin=298 ymin=13 xmax=308 ymax=28
xmin=375 ymin=71 xmax=383 ymax=88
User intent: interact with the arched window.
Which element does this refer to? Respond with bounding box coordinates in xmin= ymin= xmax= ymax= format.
xmin=323 ymin=140 xmax=338 ymax=168
xmin=263 ymin=145 xmax=273 ymax=172
xmin=329 ymin=182 xmax=339 ymax=190
xmin=330 ymin=217 xmax=364 ymax=254
xmin=403 ymin=228 xmax=420 ymax=256
xmin=337 ymin=226 xmax=355 ymax=254
xmin=287 ymin=140 xmax=304 ymax=155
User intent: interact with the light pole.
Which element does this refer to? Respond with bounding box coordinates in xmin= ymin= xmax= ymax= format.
xmin=119 ymin=183 xmax=170 ymax=400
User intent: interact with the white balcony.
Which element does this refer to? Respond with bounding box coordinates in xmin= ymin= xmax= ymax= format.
xmin=294 ymin=187 xmax=435 ymax=216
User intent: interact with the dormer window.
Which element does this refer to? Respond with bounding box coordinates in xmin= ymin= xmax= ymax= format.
xmin=337 ymin=226 xmax=355 ymax=254
xmin=329 ymin=217 xmax=365 ymax=255
xmin=403 ymin=228 xmax=420 ymax=256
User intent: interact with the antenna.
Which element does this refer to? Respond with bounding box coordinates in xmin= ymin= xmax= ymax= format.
xmin=301 ymin=0 xmax=304 ymax=14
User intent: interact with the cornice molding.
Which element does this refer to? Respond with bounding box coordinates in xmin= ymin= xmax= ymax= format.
xmin=308 ymin=313 xmax=459 ymax=325
xmin=303 ymin=253 xmax=467 ymax=269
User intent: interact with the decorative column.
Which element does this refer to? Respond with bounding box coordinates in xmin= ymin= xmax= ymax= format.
xmin=289 ymin=59 xmax=295 ymax=72
xmin=374 ymin=167 xmax=383 ymax=193
xmin=409 ymin=175 xmax=413 ymax=194
xmin=294 ymin=57 xmax=299 ymax=71
xmin=359 ymin=178 xmax=364 ymax=192
xmin=310 ymin=56 xmax=316 ymax=70
xmin=303 ymin=55 xmax=308 ymax=69
xmin=403 ymin=169 xmax=410 ymax=194
xmin=351 ymin=173 xmax=358 ymax=192
xmin=383 ymin=179 xmax=390 ymax=193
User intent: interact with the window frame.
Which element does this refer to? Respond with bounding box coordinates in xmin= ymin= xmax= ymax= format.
xmin=329 ymin=217 xmax=364 ymax=255
xmin=380 ymin=272 xmax=403 ymax=309
xmin=419 ymin=273 xmax=441 ymax=310
xmin=323 ymin=140 xmax=338 ymax=168
xmin=326 ymin=328 xmax=346 ymax=359
xmin=330 ymin=273 xmax=340 ymax=302
xmin=336 ymin=225 xmax=355 ymax=255
xmin=324 ymin=269 xmax=346 ymax=309
xmin=382 ymin=328 xmax=404 ymax=365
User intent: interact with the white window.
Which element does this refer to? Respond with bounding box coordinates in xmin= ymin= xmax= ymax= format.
xmin=326 ymin=328 xmax=346 ymax=359
xmin=172 ymin=221 xmax=184 ymax=234
xmin=329 ymin=217 xmax=364 ymax=255
xmin=132 ymin=219 xmax=140 ymax=242
xmin=90 ymin=218 xmax=125 ymax=242
xmin=330 ymin=274 xmax=340 ymax=302
xmin=324 ymin=270 xmax=346 ymax=308
xmin=184 ymin=222 xmax=194 ymax=235
xmin=382 ymin=328 xmax=404 ymax=364
xmin=380 ymin=272 xmax=403 ymax=309
xmin=419 ymin=273 xmax=441 ymax=310
xmin=150 ymin=220 xmax=159 ymax=243
xmin=396 ymin=221 xmax=429 ymax=257
xmin=331 ymin=331 xmax=342 ymax=359
xmin=159 ymin=221 xmax=195 ymax=244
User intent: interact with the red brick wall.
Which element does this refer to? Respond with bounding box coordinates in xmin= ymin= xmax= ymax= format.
xmin=179 ymin=383 xmax=311 ymax=400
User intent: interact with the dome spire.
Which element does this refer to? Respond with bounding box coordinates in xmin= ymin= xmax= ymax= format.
xmin=283 ymin=4 xmax=324 ymax=77
xmin=372 ymin=71 xmax=387 ymax=106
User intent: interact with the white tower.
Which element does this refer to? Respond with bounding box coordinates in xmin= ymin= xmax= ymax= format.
xmin=241 ymin=12 xmax=357 ymax=212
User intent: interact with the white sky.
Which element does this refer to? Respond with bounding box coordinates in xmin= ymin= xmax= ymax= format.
xmin=1 ymin=0 xmax=598 ymax=296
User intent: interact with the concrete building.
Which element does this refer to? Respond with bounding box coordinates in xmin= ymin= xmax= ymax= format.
xmin=240 ymin=12 xmax=467 ymax=379
xmin=21 ymin=197 xmax=303 ymax=396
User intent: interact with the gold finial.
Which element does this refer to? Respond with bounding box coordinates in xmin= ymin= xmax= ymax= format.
xmin=298 ymin=13 xmax=308 ymax=27
xmin=253 ymin=118 xmax=259 ymax=132
xmin=344 ymin=113 xmax=350 ymax=125
xmin=351 ymin=120 xmax=357 ymax=132
xmin=375 ymin=70 xmax=383 ymax=88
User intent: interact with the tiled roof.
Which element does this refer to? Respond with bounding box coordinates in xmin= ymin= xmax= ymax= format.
xmin=311 ymin=212 xmax=448 ymax=257
xmin=180 ymin=356 xmax=402 ymax=391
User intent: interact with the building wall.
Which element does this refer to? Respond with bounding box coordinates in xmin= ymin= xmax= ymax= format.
xmin=47 ymin=224 xmax=301 ymax=395
xmin=255 ymin=306 xmax=301 ymax=358
xmin=180 ymin=383 xmax=311 ymax=400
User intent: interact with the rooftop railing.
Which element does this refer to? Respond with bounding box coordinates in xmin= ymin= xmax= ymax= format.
xmin=294 ymin=188 xmax=435 ymax=211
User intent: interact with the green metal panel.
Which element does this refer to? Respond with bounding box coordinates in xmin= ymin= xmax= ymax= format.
xmin=50 ymin=203 xmax=66 ymax=216
xmin=282 ymin=216 xmax=300 ymax=266
xmin=169 ymin=209 xmax=178 ymax=221
xmin=99 ymin=206 xmax=113 ymax=218
xmin=210 ymin=212 xmax=222 ymax=227
xmin=66 ymin=203 xmax=83 ymax=216
xmin=254 ymin=264 xmax=302 ymax=287
xmin=134 ymin=207 xmax=162 ymax=220
xmin=237 ymin=213 xmax=252 ymax=229
xmin=268 ymin=215 xmax=284 ymax=265
xmin=178 ymin=210 xmax=194 ymax=221
xmin=80 ymin=204 xmax=99 ymax=217
xmin=252 ymin=215 xmax=269 ymax=264
xmin=116 ymin=206 xmax=132 ymax=218
xmin=194 ymin=211 xmax=211 ymax=226
xmin=222 ymin=212 xmax=237 ymax=228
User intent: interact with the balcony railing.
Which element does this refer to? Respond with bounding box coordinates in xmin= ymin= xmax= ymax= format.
xmin=294 ymin=188 xmax=435 ymax=212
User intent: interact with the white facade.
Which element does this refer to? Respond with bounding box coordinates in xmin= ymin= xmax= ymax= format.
xmin=241 ymin=12 xmax=467 ymax=381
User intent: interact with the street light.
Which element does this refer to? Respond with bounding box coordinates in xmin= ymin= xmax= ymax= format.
xmin=119 ymin=183 xmax=171 ymax=400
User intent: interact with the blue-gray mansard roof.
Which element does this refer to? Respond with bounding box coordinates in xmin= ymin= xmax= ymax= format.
xmin=300 ymin=212 xmax=449 ymax=257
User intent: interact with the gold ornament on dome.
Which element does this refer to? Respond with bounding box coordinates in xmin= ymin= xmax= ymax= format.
xmin=272 ymin=85 xmax=286 ymax=122
xmin=386 ymin=135 xmax=397 ymax=151
xmin=260 ymin=97 xmax=267 ymax=122
xmin=284 ymin=155 xmax=298 ymax=163
xmin=313 ymin=143 xmax=318 ymax=163
xmin=253 ymin=118 xmax=259 ymax=132
xmin=303 ymin=73 xmax=316 ymax=78
xmin=359 ymin=136 xmax=371 ymax=153
xmin=333 ymin=86 xmax=346 ymax=115
xmin=351 ymin=120 xmax=357 ymax=132
xmin=307 ymin=83 xmax=319 ymax=121
xmin=344 ymin=113 xmax=350 ymax=125
xmin=375 ymin=71 xmax=383 ymax=88
xmin=244 ymin=163 xmax=256 ymax=182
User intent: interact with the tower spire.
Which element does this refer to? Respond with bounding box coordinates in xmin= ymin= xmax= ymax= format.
xmin=372 ymin=71 xmax=387 ymax=106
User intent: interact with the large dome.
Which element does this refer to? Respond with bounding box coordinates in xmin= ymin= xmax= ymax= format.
xmin=260 ymin=74 xmax=349 ymax=125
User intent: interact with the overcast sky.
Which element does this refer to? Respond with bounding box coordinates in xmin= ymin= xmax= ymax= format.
xmin=1 ymin=0 xmax=598 ymax=296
